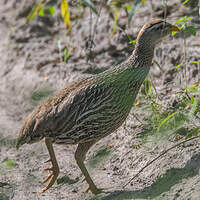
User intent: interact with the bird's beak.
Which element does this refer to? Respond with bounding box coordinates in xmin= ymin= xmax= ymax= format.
xmin=169 ymin=25 xmax=180 ymax=32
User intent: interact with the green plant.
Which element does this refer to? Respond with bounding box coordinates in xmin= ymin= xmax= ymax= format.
xmin=173 ymin=16 xmax=197 ymax=87
xmin=63 ymin=47 xmax=72 ymax=62
xmin=57 ymin=176 xmax=79 ymax=185
xmin=133 ymin=77 xmax=200 ymax=146
xmin=87 ymin=146 xmax=112 ymax=168
xmin=3 ymin=159 xmax=17 ymax=168
xmin=39 ymin=6 xmax=55 ymax=16
xmin=30 ymin=88 xmax=54 ymax=106
xmin=26 ymin=0 xmax=98 ymax=27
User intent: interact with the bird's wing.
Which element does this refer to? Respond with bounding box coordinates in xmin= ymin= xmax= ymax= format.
xmin=29 ymin=77 xmax=116 ymax=142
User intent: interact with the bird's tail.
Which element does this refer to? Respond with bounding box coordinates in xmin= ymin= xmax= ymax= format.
xmin=16 ymin=125 xmax=27 ymax=149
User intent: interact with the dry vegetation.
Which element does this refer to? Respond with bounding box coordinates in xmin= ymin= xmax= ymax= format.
xmin=0 ymin=0 xmax=200 ymax=200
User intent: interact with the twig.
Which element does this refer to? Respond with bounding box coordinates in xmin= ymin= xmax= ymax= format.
xmin=162 ymin=0 xmax=168 ymax=20
xmin=153 ymin=60 xmax=164 ymax=73
xmin=123 ymin=135 xmax=199 ymax=188
xmin=92 ymin=0 xmax=104 ymax=42
xmin=149 ymin=75 xmax=161 ymax=101
xmin=183 ymin=31 xmax=188 ymax=87
xmin=132 ymin=113 xmax=143 ymax=124
xmin=86 ymin=0 xmax=104 ymax=62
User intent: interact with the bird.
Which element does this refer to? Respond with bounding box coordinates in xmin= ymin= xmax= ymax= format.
xmin=16 ymin=19 xmax=179 ymax=195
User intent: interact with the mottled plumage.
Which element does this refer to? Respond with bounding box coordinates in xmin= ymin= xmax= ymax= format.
xmin=16 ymin=20 xmax=179 ymax=194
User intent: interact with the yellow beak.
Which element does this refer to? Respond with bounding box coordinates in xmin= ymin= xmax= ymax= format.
xmin=169 ymin=25 xmax=180 ymax=32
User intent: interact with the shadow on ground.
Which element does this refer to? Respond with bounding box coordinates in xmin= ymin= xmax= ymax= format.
xmin=57 ymin=175 xmax=79 ymax=185
xmin=88 ymin=153 xmax=200 ymax=200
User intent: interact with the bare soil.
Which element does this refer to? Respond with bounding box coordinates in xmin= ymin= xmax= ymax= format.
xmin=0 ymin=0 xmax=200 ymax=200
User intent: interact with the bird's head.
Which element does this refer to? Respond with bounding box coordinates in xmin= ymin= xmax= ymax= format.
xmin=136 ymin=19 xmax=179 ymax=47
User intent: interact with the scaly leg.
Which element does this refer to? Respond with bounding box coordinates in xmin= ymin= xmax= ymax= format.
xmin=40 ymin=137 xmax=60 ymax=193
xmin=75 ymin=141 xmax=102 ymax=195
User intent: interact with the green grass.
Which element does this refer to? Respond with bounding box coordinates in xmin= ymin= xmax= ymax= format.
xmin=134 ymin=78 xmax=200 ymax=144
xmin=87 ymin=167 xmax=197 ymax=200
xmin=87 ymin=146 xmax=112 ymax=168
xmin=3 ymin=159 xmax=16 ymax=168
xmin=0 ymin=193 xmax=9 ymax=200
xmin=57 ymin=176 xmax=79 ymax=185
xmin=30 ymin=87 xmax=54 ymax=106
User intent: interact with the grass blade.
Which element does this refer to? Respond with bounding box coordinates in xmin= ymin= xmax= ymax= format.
xmin=157 ymin=112 xmax=177 ymax=132
xmin=128 ymin=0 xmax=142 ymax=25
xmin=81 ymin=0 xmax=98 ymax=15
xmin=61 ymin=0 xmax=71 ymax=28
xmin=26 ymin=0 xmax=46 ymax=23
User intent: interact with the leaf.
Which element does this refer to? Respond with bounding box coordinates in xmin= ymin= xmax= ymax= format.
xmin=184 ymin=25 xmax=197 ymax=36
xmin=81 ymin=0 xmax=98 ymax=15
xmin=144 ymin=78 xmax=152 ymax=95
xmin=157 ymin=112 xmax=177 ymax=132
xmin=186 ymin=84 xmax=200 ymax=93
xmin=186 ymin=127 xmax=200 ymax=139
xmin=175 ymin=16 xmax=191 ymax=24
xmin=48 ymin=6 xmax=55 ymax=15
xmin=26 ymin=0 xmax=46 ymax=23
xmin=61 ymin=0 xmax=71 ymax=28
xmin=63 ymin=47 xmax=71 ymax=62
xmin=3 ymin=159 xmax=16 ymax=168
xmin=190 ymin=95 xmax=194 ymax=104
xmin=39 ymin=8 xmax=45 ymax=16
xmin=39 ymin=6 xmax=55 ymax=17
xmin=172 ymin=24 xmax=184 ymax=36
xmin=175 ymin=17 xmax=184 ymax=24
xmin=122 ymin=4 xmax=132 ymax=11
xmin=191 ymin=61 xmax=200 ymax=64
xmin=128 ymin=0 xmax=142 ymax=25
xmin=189 ymin=98 xmax=200 ymax=117
xmin=110 ymin=6 xmax=119 ymax=37
xmin=175 ymin=64 xmax=182 ymax=70
xmin=171 ymin=25 xmax=182 ymax=36
xmin=183 ymin=0 xmax=190 ymax=4
xmin=153 ymin=60 xmax=164 ymax=72
xmin=129 ymin=40 xmax=136 ymax=45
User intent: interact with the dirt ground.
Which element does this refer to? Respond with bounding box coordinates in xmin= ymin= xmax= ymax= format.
xmin=0 ymin=0 xmax=200 ymax=200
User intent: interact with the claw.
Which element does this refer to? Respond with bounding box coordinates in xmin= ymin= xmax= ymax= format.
xmin=84 ymin=186 xmax=112 ymax=195
xmin=84 ymin=187 xmax=90 ymax=194
xmin=40 ymin=172 xmax=53 ymax=184
xmin=40 ymin=166 xmax=59 ymax=193
xmin=84 ymin=186 xmax=103 ymax=195
xmin=39 ymin=138 xmax=60 ymax=193
xmin=82 ymin=177 xmax=86 ymax=183
xmin=43 ymin=167 xmax=53 ymax=171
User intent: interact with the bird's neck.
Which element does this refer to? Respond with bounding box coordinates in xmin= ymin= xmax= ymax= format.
xmin=96 ymin=40 xmax=155 ymax=89
xmin=129 ymin=38 xmax=155 ymax=67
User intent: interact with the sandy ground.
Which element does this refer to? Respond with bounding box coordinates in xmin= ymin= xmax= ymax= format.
xmin=0 ymin=0 xmax=200 ymax=200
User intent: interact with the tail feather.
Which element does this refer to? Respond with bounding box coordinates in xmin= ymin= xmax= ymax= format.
xmin=16 ymin=116 xmax=35 ymax=149
xmin=16 ymin=126 xmax=28 ymax=149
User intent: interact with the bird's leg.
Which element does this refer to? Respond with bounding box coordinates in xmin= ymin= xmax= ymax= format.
xmin=75 ymin=141 xmax=102 ymax=195
xmin=40 ymin=137 xmax=60 ymax=193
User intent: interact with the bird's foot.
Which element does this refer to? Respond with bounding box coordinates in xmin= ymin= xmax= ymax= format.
xmin=84 ymin=186 xmax=103 ymax=195
xmin=40 ymin=158 xmax=60 ymax=193
xmin=84 ymin=185 xmax=110 ymax=195
xmin=82 ymin=177 xmax=110 ymax=195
